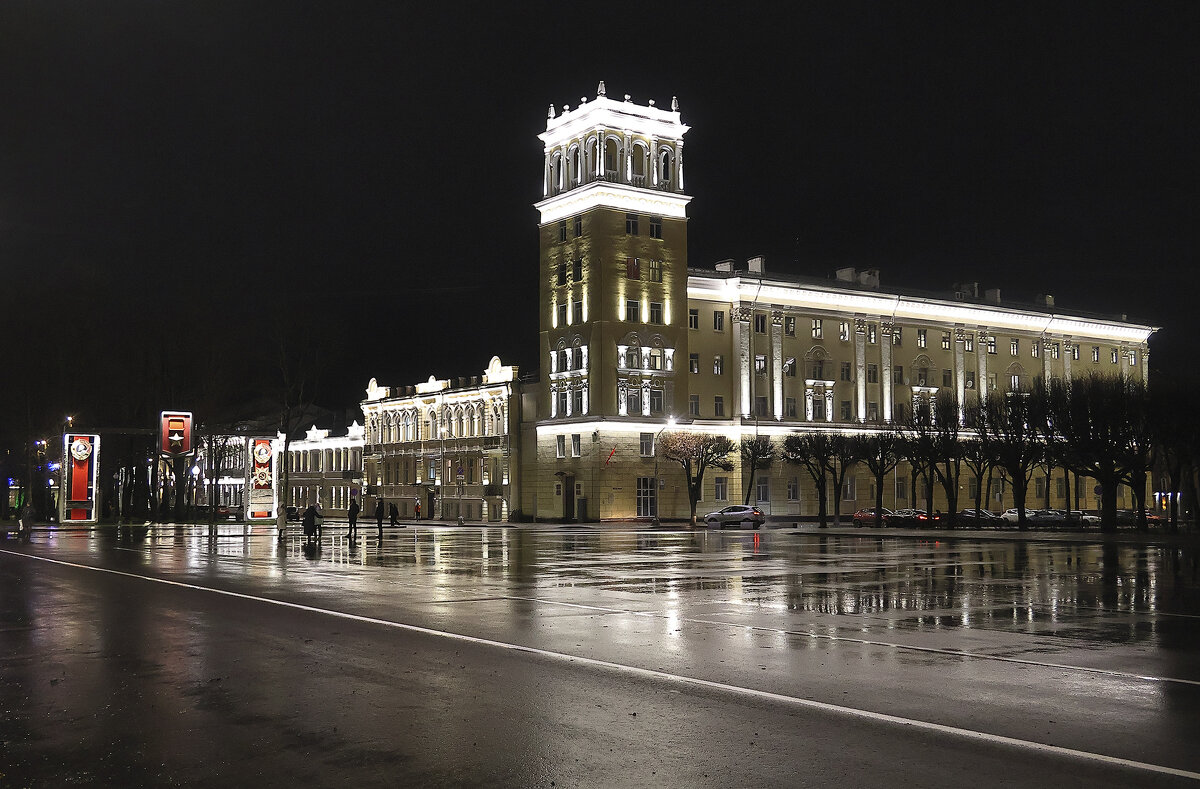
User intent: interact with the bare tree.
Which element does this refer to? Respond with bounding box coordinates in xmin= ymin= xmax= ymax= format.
xmin=782 ymin=432 xmax=858 ymax=528
xmin=658 ymin=432 xmax=737 ymax=525
xmin=740 ymin=435 xmax=777 ymax=505
xmin=855 ymin=431 xmax=904 ymax=527
xmin=980 ymin=383 xmax=1048 ymax=530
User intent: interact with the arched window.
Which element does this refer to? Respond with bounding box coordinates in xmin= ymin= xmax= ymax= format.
xmin=427 ymin=410 xmax=438 ymax=440
xmin=631 ymin=143 xmax=648 ymax=186
xmin=604 ymin=138 xmax=618 ymax=178
xmin=552 ymin=152 xmax=563 ymax=192
xmin=659 ymin=150 xmax=672 ymax=184
xmin=571 ymin=146 xmax=581 ymax=184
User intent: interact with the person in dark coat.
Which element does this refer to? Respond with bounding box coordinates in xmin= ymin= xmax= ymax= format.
xmin=375 ymin=497 xmax=385 ymax=536
xmin=302 ymin=504 xmax=318 ymax=546
xmin=348 ymin=496 xmax=360 ymax=540
xmin=389 ymin=502 xmax=401 ymax=529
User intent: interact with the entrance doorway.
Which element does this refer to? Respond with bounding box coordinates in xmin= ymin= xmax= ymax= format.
xmin=562 ymin=475 xmax=576 ymax=520
xmin=636 ymin=477 xmax=657 ymax=518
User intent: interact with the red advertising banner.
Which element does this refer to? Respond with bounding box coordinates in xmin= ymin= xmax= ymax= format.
xmin=247 ymin=438 xmax=275 ymax=519
xmin=63 ymin=433 xmax=100 ymax=522
xmin=160 ymin=411 xmax=193 ymax=456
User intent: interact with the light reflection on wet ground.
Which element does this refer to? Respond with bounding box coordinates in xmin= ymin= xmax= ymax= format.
xmin=40 ymin=523 xmax=1200 ymax=657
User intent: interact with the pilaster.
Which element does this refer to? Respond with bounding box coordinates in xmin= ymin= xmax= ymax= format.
xmin=854 ymin=316 xmax=867 ymax=422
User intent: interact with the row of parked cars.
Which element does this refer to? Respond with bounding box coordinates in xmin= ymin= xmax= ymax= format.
xmin=851 ymin=507 xmax=1109 ymax=527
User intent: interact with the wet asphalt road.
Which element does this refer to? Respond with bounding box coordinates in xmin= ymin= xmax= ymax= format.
xmin=2 ymin=523 xmax=1199 ymax=787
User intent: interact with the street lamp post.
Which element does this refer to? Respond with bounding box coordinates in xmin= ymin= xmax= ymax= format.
xmin=651 ymin=417 xmax=676 ymax=527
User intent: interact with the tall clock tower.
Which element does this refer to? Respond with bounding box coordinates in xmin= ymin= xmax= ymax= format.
xmin=531 ymin=83 xmax=691 ymax=520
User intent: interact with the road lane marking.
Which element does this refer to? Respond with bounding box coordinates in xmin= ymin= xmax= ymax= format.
xmin=5 ymin=548 xmax=1200 ymax=782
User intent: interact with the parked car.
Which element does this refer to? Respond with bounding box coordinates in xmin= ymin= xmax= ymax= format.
xmin=1001 ymin=508 xmax=1022 ymax=524
xmin=1029 ymin=509 xmax=1068 ymax=525
xmin=286 ymin=506 xmax=301 ymax=522
xmin=957 ymin=508 xmax=1001 ymax=524
xmin=1070 ymin=510 xmax=1101 ymax=525
xmin=702 ymin=505 xmax=765 ymax=528
xmin=886 ymin=508 xmax=928 ymax=527
xmin=852 ymin=507 xmax=892 ymax=527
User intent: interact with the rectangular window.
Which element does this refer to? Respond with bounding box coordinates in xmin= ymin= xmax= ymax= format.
xmin=754 ymin=396 xmax=768 ymax=417
xmin=785 ymin=397 xmax=797 ymax=417
xmin=640 ymin=432 xmax=654 ymax=457
xmin=573 ymin=215 xmax=582 ymax=237
xmin=429 ymin=460 xmax=436 ymax=480
xmin=649 ymin=302 xmax=663 ymax=324
xmin=787 ymin=477 xmax=799 ymax=501
xmin=1129 ymin=350 xmax=1138 ymax=366
xmin=968 ymin=478 xmax=978 ymax=499
xmin=1035 ymin=476 xmax=1045 ymax=499
xmin=917 ymin=329 xmax=927 ymax=348
xmin=572 ymin=258 xmax=582 ymax=281
xmin=1071 ymin=344 xmax=1080 ymax=361
xmin=627 ymin=389 xmax=641 ymax=414
xmin=557 ymin=303 xmax=567 ymax=326
xmin=1010 ymin=373 xmax=1020 ymax=390
xmin=688 ymin=309 xmax=699 ymax=330
xmin=626 ymin=213 xmax=639 ymax=235
xmin=1011 ymin=338 xmax=1019 ymax=356
xmin=572 ymin=388 xmax=583 ymax=414
xmin=713 ymin=311 xmax=725 ymax=331
xmin=625 ymin=347 xmax=640 ymax=368
xmin=1051 ymin=343 xmax=1060 ymax=360
xmin=966 ymin=370 xmax=976 ymax=390
xmin=689 ymin=353 xmax=699 ymax=373
xmin=625 ymin=258 xmax=640 ymax=280
xmin=648 ymin=348 xmax=663 ymax=370
xmin=648 ymin=260 xmax=663 ymax=282
xmin=867 ymin=364 xmax=878 ymax=383
xmin=893 ymin=365 xmax=904 ymax=384
xmin=842 ymin=475 xmax=856 ymax=500
xmin=572 ymin=300 xmax=582 ymax=324
xmin=649 ymin=216 xmax=662 ymax=239
xmin=964 ymin=335 xmax=973 ymax=352
xmin=1032 ymin=341 xmax=1040 ymax=358
xmin=557 ymin=219 xmax=567 ymax=242
xmin=839 ymin=321 xmax=850 ymax=341
xmin=1056 ymin=476 xmax=1066 ymax=498
xmin=812 ymin=319 xmax=823 ymax=339
xmin=756 ymin=476 xmax=770 ymax=503
xmin=812 ymin=360 xmax=825 ymax=380
xmin=840 ymin=400 xmax=852 ymax=420
xmin=649 ymin=389 xmax=664 ymax=413
xmin=840 ymin=361 xmax=852 ymax=381
xmin=556 ymin=390 xmax=568 ymax=415
xmin=625 ymin=300 xmax=639 ymax=322
xmin=867 ymin=402 xmax=878 ymax=421
xmin=988 ymin=372 xmax=997 ymax=391
xmin=754 ymin=354 xmax=767 ymax=374
xmin=785 ymin=316 xmax=796 ymax=336
xmin=714 ymin=476 xmax=728 ymax=501
xmin=785 ymin=357 xmax=796 ymax=377
xmin=942 ymin=369 xmax=952 ymax=387
xmin=1092 ymin=346 xmax=1100 ymax=363
xmin=754 ymin=314 xmax=767 ymax=333
xmin=689 ymin=394 xmax=700 ymax=416
xmin=557 ymin=262 xmax=567 ymax=286
xmin=893 ymin=327 xmax=903 ymax=346
xmin=714 ymin=395 xmax=725 ymax=416
xmin=571 ymin=434 xmax=581 ymax=457
xmin=868 ymin=323 xmax=877 ymax=344
xmin=636 ymin=477 xmax=656 ymax=517
xmin=713 ymin=355 xmax=724 ymax=375
xmin=814 ymin=398 xmax=826 ymax=421
xmin=1111 ymin=349 xmax=1119 ymax=364
xmin=942 ymin=332 xmax=952 ymax=350
xmin=896 ymin=476 xmax=908 ymax=501
xmin=556 ymin=435 xmax=565 ymax=458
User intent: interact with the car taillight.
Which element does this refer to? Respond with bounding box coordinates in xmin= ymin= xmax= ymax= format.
xmin=752 ymin=508 xmax=762 ymax=515
xmin=917 ymin=514 xmax=927 ymax=520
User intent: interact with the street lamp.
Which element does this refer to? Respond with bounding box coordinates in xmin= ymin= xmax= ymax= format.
xmin=651 ymin=416 xmax=675 ymax=526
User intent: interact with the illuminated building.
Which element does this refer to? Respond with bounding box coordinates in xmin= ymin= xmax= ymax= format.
xmin=279 ymin=421 xmax=365 ymax=517
xmin=360 ymin=357 xmax=520 ymax=522
xmin=528 ymin=84 xmax=1157 ymax=521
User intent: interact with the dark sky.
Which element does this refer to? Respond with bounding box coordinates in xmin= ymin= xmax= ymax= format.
xmin=2 ymin=2 xmax=1197 ymax=448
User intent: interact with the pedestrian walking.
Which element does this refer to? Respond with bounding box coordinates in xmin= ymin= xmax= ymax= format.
xmin=414 ymin=498 xmax=421 ymax=521
xmin=375 ymin=497 xmax=385 ymax=536
xmin=314 ymin=502 xmax=324 ymax=540
xmin=348 ymin=496 xmax=360 ymax=540
xmin=302 ymin=504 xmax=319 ymax=546
xmin=390 ymin=502 xmax=403 ymax=529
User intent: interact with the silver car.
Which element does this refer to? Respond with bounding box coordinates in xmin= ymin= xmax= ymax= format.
xmin=702 ymin=505 xmax=765 ymax=528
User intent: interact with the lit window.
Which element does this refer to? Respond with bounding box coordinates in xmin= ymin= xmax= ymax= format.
xmin=625 ymin=258 xmax=640 ymax=280
xmin=1011 ymin=339 xmax=1019 ymax=356
xmin=649 ymin=216 xmax=662 ymax=239
xmin=714 ymin=476 xmax=728 ymax=501
xmin=1070 ymin=344 xmax=1080 ymax=361
xmin=1032 ymin=341 xmax=1040 ymax=358
xmin=987 ymin=335 xmax=997 ymax=355
xmin=688 ymin=309 xmax=699 ymax=330
xmin=626 ymin=213 xmax=639 ymax=235
xmin=1129 ymin=350 xmax=1138 ymax=366
xmin=1092 ymin=346 xmax=1100 ymax=363
xmin=1051 ymin=343 xmax=1060 ymax=360
xmin=556 ymin=435 xmax=565 ymax=458
xmin=812 ymin=319 xmax=823 ymax=339
xmin=689 ymin=353 xmax=699 ymax=373
xmin=714 ymin=396 xmax=725 ymax=416
xmin=649 ymin=302 xmax=663 ymax=324
xmin=868 ymin=323 xmax=877 ymax=344
xmin=839 ymin=322 xmax=850 ymax=341
xmin=625 ymin=300 xmax=639 ymax=322
xmin=689 ymin=394 xmax=699 ymax=416
xmin=1111 ymin=349 xmax=1119 ymax=364
xmin=639 ymin=432 xmax=654 ymax=456
xmin=754 ymin=314 xmax=767 ymax=333
xmin=648 ymin=348 xmax=663 ymax=370
xmin=1010 ymin=374 xmax=1020 ymax=390
xmin=713 ymin=355 xmax=724 ymax=375
xmin=964 ymin=335 xmax=973 ymax=351
xmin=648 ymin=260 xmax=662 ymax=282
xmin=917 ymin=329 xmax=927 ymax=348
xmin=713 ymin=311 xmax=725 ymax=331
xmin=893 ymin=327 xmax=903 ymax=346
xmin=571 ymin=434 xmax=581 ymax=457
xmin=754 ymin=355 xmax=767 ymax=374
xmin=942 ymin=332 xmax=951 ymax=350
xmin=785 ymin=357 xmax=796 ymax=377
xmin=785 ymin=316 xmax=796 ymax=336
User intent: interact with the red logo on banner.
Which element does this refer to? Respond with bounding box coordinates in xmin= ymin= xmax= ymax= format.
xmin=160 ymin=412 xmax=193 ymax=455
xmin=65 ymin=433 xmax=99 ymax=521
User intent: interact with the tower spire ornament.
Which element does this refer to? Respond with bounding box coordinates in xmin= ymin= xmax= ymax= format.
xmin=548 ymin=103 xmax=556 ymax=119
xmin=596 ymin=80 xmax=606 ymax=97
xmin=671 ymin=96 xmax=679 ymax=112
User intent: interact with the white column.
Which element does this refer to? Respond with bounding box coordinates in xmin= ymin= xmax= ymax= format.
xmin=854 ymin=317 xmax=867 ymax=422
xmin=549 ymin=385 xmax=558 ymax=418
xmin=881 ymin=321 xmax=894 ymax=422
xmin=1042 ymin=338 xmax=1053 ymax=383
xmin=641 ymin=380 xmax=651 ymax=417
xmin=954 ymin=326 xmax=966 ymax=424
xmin=1063 ymin=336 xmax=1073 ymax=381
xmin=581 ymin=383 xmax=589 ymax=415
xmin=543 ymin=151 xmax=551 ymax=196
xmin=824 ymin=386 xmax=835 ymax=423
xmin=734 ymin=306 xmax=751 ymax=417
xmin=771 ymin=311 xmax=783 ymax=420
xmin=676 ymin=139 xmax=684 ymax=191
xmin=618 ymin=382 xmax=628 ymax=416
xmin=977 ymin=328 xmax=989 ymax=403
xmin=623 ymin=133 xmax=632 ymax=184
xmin=650 ymin=138 xmax=659 ymax=187
xmin=804 ymin=384 xmax=815 ymax=421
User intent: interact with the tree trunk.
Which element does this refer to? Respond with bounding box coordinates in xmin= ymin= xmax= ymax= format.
xmin=1131 ymin=470 xmax=1148 ymax=532
xmin=1012 ymin=474 xmax=1029 ymax=531
xmin=874 ymin=469 xmax=886 ymax=527
xmin=1100 ymin=482 xmax=1119 ymax=534
xmin=816 ymin=479 xmax=828 ymax=528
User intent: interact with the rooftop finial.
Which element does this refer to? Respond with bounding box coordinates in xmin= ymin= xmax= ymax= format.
xmin=596 ymin=80 xmax=606 ymax=97
xmin=624 ymin=94 xmax=631 ymax=102
xmin=671 ymin=96 xmax=679 ymax=112
xmin=548 ymin=104 xmax=556 ymax=119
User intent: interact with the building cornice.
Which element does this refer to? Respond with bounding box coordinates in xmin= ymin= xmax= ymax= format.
xmin=535 ymin=180 xmax=691 ymax=224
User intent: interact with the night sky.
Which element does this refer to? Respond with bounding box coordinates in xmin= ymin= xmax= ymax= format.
xmin=2 ymin=2 xmax=1197 ymax=450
